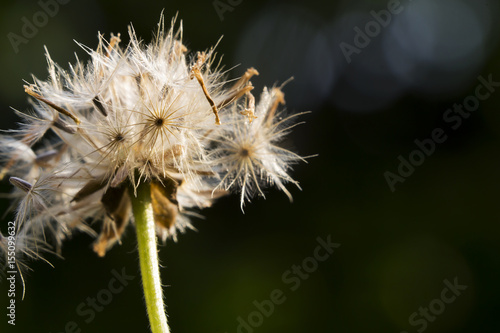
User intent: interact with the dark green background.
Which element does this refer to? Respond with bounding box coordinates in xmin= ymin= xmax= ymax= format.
xmin=0 ymin=0 xmax=499 ymax=332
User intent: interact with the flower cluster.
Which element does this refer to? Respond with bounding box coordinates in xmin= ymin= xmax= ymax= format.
xmin=0 ymin=15 xmax=305 ymax=266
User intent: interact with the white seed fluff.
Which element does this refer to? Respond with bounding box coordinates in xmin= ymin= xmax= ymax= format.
xmin=0 ymin=14 xmax=306 ymax=265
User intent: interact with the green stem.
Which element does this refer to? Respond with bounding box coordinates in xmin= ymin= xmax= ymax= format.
xmin=130 ymin=182 xmax=170 ymax=333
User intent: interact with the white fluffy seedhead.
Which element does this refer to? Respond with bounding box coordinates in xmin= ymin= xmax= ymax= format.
xmin=0 ymin=13 xmax=306 ymax=264
xmin=209 ymin=86 xmax=306 ymax=210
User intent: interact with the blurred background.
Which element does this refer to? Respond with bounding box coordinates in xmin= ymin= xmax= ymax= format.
xmin=0 ymin=0 xmax=499 ymax=332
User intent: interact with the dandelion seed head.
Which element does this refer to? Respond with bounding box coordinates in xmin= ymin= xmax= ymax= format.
xmin=0 ymin=13 xmax=307 ymax=265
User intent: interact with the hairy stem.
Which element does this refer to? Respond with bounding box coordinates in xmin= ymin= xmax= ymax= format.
xmin=130 ymin=182 xmax=170 ymax=333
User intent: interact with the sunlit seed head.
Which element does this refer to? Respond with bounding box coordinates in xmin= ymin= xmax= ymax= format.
xmin=0 ymin=13 xmax=307 ymax=264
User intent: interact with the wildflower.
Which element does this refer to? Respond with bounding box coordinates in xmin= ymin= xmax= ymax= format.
xmin=0 ymin=13 xmax=307 ymax=333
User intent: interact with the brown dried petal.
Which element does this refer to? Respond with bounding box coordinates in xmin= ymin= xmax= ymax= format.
xmin=93 ymin=185 xmax=130 ymax=257
xmin=151 ymin=178 xmax=179 ymax=232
